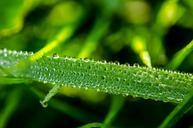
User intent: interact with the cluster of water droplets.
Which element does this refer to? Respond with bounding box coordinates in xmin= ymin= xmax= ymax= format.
xmin=1 ymin=49 xmax=193 ymax=103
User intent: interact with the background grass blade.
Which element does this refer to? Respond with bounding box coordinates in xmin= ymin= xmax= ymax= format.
xmin=78 ymin=122 xmax=103 ymax=128
xmin=31 ymin=88 xmax=99 ymax=122
xmin=77 ymin=18 xmax=110 ymax=58
xmin=159 ymin=88 xmax=193 ymax=128
xmin=102 ymin=96 xmax=125 ymax=128
xmin=1 ymin=49 xmax=193 ymax=103
xmin=30 ymin=25 xmax=76 ymax=61
xmin=40 ymin=84 xmax=62 ymax=108
xmin=0 ymin=77 xmax=30 ymax=85
xmin=159 ymin=39 xmax=193 ymax=128
xmin=167 ymin=40 xmax=193 ymax=70
xmin=130 ymin=32 xmax=152 ymax=67
xmin=0 ymin=89 xmax=21 ymax=128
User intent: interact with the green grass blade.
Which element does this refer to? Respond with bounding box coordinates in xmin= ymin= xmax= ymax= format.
xmin=78 ymin=18 xmax=110 ymax=58
xmin=78 ymin=122 xmax=103 ymax=128
xmin=130 ymin=35 xmax=152 ymax=67
xmin=0 ymin=49 xmax=193 ymax=103
xmin=30 ymin=25 xmax=76 ymax=61
xmin=40 ymin=84 xmax=62 ymax=107
xmin=0 ymin=77 xmax=31 ymax=85
xmin=0 ymin=89 xmax=21 ymax=128
xmin=31 ymin=88 xmax=98 ymax=122
xmin=159 ymin=88 xmax=193 ymax=128
xmin=102 ymin=96 xmax=125 ymax=128
xmin=159 ymin=39 xmax=193 ymax=128
xmin=167 ymin=40 xmax=193 ymax=70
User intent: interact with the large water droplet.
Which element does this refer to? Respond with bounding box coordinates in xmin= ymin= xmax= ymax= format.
xmin=53 ymin=53 xmax=59 ymax=59
xmin=97 ymin=88 xmax=100 ymax=92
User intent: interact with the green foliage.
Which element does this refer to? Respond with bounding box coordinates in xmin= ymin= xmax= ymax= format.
xmin=160 ymin=40 xmax=193 ymax=128
xmin=0 ymin=89 xmax=21 ymax=128
xmin=160 ymin=87 xmax=193 ymax=128
xmin=167 ymin=40 xmax=193 ymax=70
xmin=102 ymin=96 xmax=125 ymax=128
xmin=0 ymin=0 xmax=37 ymax=36
xmin=1 ymin=49 xmax=193 ymax=104
xmin=0 ymin=0 xmax=193 ymax=127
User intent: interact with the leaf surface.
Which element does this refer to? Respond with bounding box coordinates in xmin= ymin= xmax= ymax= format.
xmin=0 ymin=49 xmax=193 ymax=103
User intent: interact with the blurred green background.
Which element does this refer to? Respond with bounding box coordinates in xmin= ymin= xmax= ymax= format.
xmin=0 ymin=0 xmax=193 ymax=127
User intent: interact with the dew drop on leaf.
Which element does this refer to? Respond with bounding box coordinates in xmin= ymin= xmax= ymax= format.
xmin=53 ymin=53 xmax=59 ymax=59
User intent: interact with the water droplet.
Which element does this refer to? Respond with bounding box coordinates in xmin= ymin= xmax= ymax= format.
xmin=133 ymin=63 xmax=140 ymax=67
xmin=114 ymin=61 xmax=120 ymax=65
xmin=13 ymin=50 xmax=17 ymax=54
xmin=167 ymin=97 xmax=175 ymax=101
xmin=29 ymin=52 xmax=33 ymax=55
xmin=43 ymin=81 xmax=48 ymax=84
xmin=19 ymin=51 xmax=23 ymax=55
xmin=45 ymin=67 xmax=48 ymax=71
xmin=23 ymin=51 xmax=28 ymax=55
xmin=53 ymin=53 xmax=59 ymax=59
xmin=125 ymin=63 xmax=130 ymax=67
xmin=102 ymin=76 xmax=106 ymax=80
xmin=3 ymin=48 xmax=7 ymax=53
xmin=159 ymin=83 xmax=167 ymax=87
xmin=104 ymin=88 xmax=108 ymax=93
xmin=2 ymin=49 xmax=8 ymax=57
xmin=123 ymin=93 xmax=129 ymax=97
xmin=123 ymin=79 xmax=127 ymax=82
